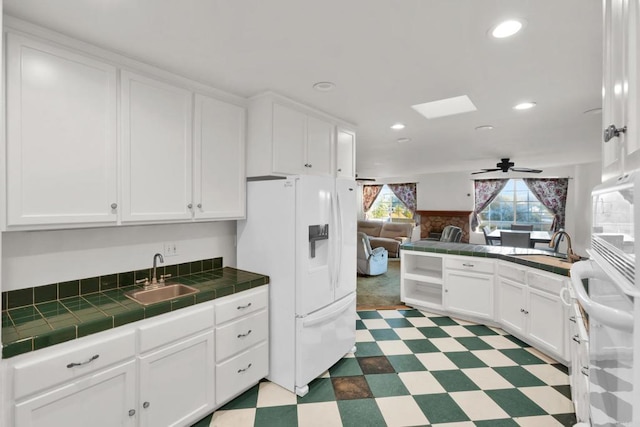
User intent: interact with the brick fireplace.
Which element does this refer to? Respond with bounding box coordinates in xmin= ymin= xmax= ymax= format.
xmin=416 ymin=210 xmax=472 ymax=243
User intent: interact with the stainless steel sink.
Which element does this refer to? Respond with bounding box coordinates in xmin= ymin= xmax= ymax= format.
xmin=125 ymin=283 xmax=199 ymax=306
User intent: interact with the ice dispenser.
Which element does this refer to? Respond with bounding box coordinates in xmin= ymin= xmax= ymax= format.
xmin=308 ymin=224 xmax=329 ymax=258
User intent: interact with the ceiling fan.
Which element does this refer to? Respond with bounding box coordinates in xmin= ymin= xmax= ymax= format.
xmin=471 ymin=158 xmax=543 ymax=175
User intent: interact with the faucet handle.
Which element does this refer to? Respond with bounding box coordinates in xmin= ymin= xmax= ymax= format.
xmin=159 ymin=274 xmax=172 ymax=283
xmin=135 ymin=278 xmax=149 ymax=285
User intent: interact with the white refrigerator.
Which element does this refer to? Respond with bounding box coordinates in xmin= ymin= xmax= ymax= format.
xmin=237 ymin=175 xmax=357 ymax=396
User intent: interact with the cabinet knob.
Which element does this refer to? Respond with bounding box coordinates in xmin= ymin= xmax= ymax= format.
xmin=128 ymin=409 xmax=136 ymax=417
xmin=304 ymin=163 xmax=310 ymax=168
xmin=603 ymin=124 xmax=627 ymax=142
xmin=110 ymin=203 xmax=117 ymax=209
xmin=337 ymin=168 xmax=342 ymax=172
xmin=187 ymin=203 xmax=193 ymax=209
xmin=143 ymin=402 xmax=150 ymax=409
xmin=197 ymin=203 xmax=202 ymax=209
xmin=308 ymin=163 xmax=312 ymax=168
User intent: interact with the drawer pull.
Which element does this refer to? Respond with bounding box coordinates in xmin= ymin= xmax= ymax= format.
xmin=66 ymin=354 xmax=99 ymax=368
xmin=238 ymin=363 xmax=252 ymax=373
xmin=143 ymin=402 xmax=150 ymax=409
xmin=237 ymin=302 xmax=252 ymax=310
xmin=462 ymin=263 xmax=474 ymax=267
xmin=128 ymin=409 xmax=136 ymax=417
xmin=237 ymin=330 xmax=252 ymax=338
xmin=572 ymin=334 xmax=581 ymax=344
xmin=581 ymin=367 xmax=589 ymax=377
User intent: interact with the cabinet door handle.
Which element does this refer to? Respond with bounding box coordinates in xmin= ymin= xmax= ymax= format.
xmin=128 ymin=409 xmax=136 ymax=417
xmin=603 ymin=124 xmax=627 ymax=142
xmin=581 ymin=366 xmax=589 ymax=377
xmin=237 ymin=330 xmax=252 ymax=338
xmin=523 ymin=310 xmax=529 ymax=315
xmin=237 ymin=302 xmax=252 ymax=310
xmin=462 ymin=263 xmax=474 ymax=267
xmin=238 ymin=363 xmax=252 ymax=373
xmin=66 ymin=354 xmax=99 ymax=368
xmin=569 ymin=316 xmax=576 ymax=323
xmin=572 ymin=334 xmax=581 ymax=344
xmin=110 ymin=203 xmax=117 ymax=209
xmin=187 ymin=203 xmax=193 ymax=209
xmin=197 ymin=203 xmax=202 ymax=209
xmin=308 ymin=163 xmax=312 ymax=168
xmin=143 ymin=402 xmax=150 ymax=409
xmin=337 ymin=168 xmax=342 ymax=172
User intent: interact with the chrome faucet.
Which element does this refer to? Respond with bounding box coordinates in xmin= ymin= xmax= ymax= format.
xmin=152 ymin=253 xmax=164 ymax=284
xmin=549 ymin=230 xmax=580 ymax=262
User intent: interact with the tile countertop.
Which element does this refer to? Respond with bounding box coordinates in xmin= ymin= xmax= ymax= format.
xmin=1 ymin=267 xmax=269 ymax=359
xmin=401 ymin=240 xmax=581 ymax=276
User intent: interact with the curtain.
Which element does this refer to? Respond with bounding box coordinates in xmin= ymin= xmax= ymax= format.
xmin=388 ymin=183 xmax=417 ymax=215
xmin=471 ymin=179 xmax=509 ymax=230
xmin=524 ymin=178 xmax=569 ymax=231
xmin=362 ymin=185 xmax=383 ymax=213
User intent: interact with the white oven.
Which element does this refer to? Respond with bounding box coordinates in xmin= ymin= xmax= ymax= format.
xmin=569 ymin=172 xmax=640 ymax=427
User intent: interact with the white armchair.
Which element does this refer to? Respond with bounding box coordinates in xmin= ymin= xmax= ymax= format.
xmin=357 ymin=232 xmax=388 ymax=276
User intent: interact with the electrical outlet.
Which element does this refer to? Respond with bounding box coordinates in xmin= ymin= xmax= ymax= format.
xmin=164 ymin=242 xmax=178 ymax=257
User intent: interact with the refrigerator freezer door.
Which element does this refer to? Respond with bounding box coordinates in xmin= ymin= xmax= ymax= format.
xmin=334 ymin=179 xmax=357 ymax=301
xmin=295 ymin=293 xmax=356 ymax=396
xmin=295 ymin=176 xmax=335 ymax=316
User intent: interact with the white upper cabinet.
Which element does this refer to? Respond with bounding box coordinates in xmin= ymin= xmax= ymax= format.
xmin=336 ymin=128 xmax=356 ymax=179
xmin=6 ymin=34 xmax=118 ymax=226
xmin=120 ymin=71 xmax=193 ymax=222
xmin=247 ymin=93 xmax=346 ymax=178
xmin=193 ymin=94 xmax=246 ymax=220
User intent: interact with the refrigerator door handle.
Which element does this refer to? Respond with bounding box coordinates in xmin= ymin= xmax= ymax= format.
xmin=334 ymin=191 xmax=343 ymax=288
xmin=301 ymin=294 xmax=355 ymax=328
xmin=570 ymin=260 xmax=634 ymax=332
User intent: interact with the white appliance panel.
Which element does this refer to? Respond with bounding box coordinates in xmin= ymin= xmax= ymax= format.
xmin=295 ymin=176 xmax=335 ymax=316
xmin=334 ymin=178 xmax=357 ymax=301
xmin=295 ymin=293 xmax=356 ymax=393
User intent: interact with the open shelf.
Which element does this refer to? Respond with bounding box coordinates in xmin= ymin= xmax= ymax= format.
xmin=403 ymin=253 xmax=443 ymax=281
xmin=403 ymin=279 xmax=443 ymax=308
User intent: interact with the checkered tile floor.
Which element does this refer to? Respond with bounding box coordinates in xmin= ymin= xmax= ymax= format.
xmin=192 ymin=309 xmax=576 ymax=426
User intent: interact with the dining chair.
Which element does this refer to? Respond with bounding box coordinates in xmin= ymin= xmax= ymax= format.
xmin=440 ymin=225 xmax=463 ymax=243
xmin=511 ymin=224 xmax=534 ymax=231
xmin=501 ymin=231 xmax=531 ymax=248
xmin=482 ymin=226 xmax=500 ymax=246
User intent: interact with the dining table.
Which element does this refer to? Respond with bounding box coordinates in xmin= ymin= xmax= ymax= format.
xmin=487 ymin=229 xmax=552 ymax=245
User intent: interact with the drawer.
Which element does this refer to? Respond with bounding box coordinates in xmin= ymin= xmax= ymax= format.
xmin=216 ymin=309 xmax=268 ymax=362
xmin=138 ymin=303 xmax=214 ymax=353
xmin=13 ymin=329 xmax=135 ymax=400
xmin=445 ymin=257 xmax=494 ymax=274
xmin=215 ymin=286 xmax=268 ymax=325
xmin=527 ymin=271 xmax=565 ymax=295
xmin=498 ymin=262 xmax=526 ymax=283
xmin=216 ymin=341 xmax=268 ymax=405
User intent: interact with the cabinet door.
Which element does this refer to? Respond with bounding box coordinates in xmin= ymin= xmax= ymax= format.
xmin=15 ymin=361 xmax=136 ymax=427
xmin=121 ymin=71 xmax=193 ymax=222
xmin=444 ymin=270 xmax=493 ymax=319
xmin=527 ymin=288 xmax=566 ymax=358
xmin=272 ymin=103 xmax=306 ymax=175
xmin=306 ymin=116 xmax=333 ymax=176
xmin=139 ymin=331 xmax=215 ymax=427
xmin=336 ymin=128 xmax=356 ymax=178
xmin=194 ymin=94 xmax=246 ymax=219
xmin=497 ymin=278 xmax=526 ymax=335
xmin=6 ymin=34 xmax=117 ymax=226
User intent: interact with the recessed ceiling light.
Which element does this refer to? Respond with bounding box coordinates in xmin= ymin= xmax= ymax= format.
xmin=514 ymin=102 xmax=536 ymax=110
xmin=583 ymin=107 xmax=602 ymax=115
xmin=491 ymin=19 xmax=524 ymax=38
xmin=397 ymin=138 xmax=412 ymax=144
xmin=391 ymin=123 xmax=406 ymax=130
xmin=411 ymin=95 xmax=477 ymax=119
xmin=312 ymin=81 xmax=335 ymax=91
xmin=475 ymin=125 xmax=494 ymax=131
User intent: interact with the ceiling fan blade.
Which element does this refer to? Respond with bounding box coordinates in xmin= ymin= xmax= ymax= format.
xmin=471 ymin=168 xmax=500 ymax=175
xmin=511 ymin=167 xmax=543 ymax=173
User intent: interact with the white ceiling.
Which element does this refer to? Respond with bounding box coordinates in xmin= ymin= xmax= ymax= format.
xmin=3 ymin=0 xmax=603 ymax=179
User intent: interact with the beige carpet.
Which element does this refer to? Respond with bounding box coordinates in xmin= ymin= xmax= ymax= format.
xmin=356 ymin=260 xmax=406 ymax=310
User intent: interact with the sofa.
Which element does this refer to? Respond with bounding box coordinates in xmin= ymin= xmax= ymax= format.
xmin=357 ymin=220 xmax=420 ymax=258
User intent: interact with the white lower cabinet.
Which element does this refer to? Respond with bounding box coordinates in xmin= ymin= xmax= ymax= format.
xmin=15 ymin=360 xmax=137 ymax=427
xmin=6 ymin=287 xmax=269 ymax=427
xmin=444 ymin=258 xmax=494 ymax=320
xmin=139 ymin=331 xmax=215 ymax=427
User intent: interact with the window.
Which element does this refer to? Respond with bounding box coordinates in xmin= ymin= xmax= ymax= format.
xmin=366 ymin=185 xmax=414 ymax=221
xmin=478 ymin=179 xmax=554 ymax=230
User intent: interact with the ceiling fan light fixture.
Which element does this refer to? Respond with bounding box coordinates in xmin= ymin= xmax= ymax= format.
xmin=514 ymin=101 xmax=536 ymax=110
xmin=491 ymin=19 xmax=524 ymax=38
xmin=391 ymin=123 xmax=406 ymax=130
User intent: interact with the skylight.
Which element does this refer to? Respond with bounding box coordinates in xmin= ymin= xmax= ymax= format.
xmin=411 ymin=95 xmax=477 ymax=119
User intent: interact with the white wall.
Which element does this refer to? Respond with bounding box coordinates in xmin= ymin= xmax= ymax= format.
xmin=2 ymin=221 xmax=237 ymax=291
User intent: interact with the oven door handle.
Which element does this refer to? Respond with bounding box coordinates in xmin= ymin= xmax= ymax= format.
xmin=570 ymin=260 xmax=634 ymax=332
